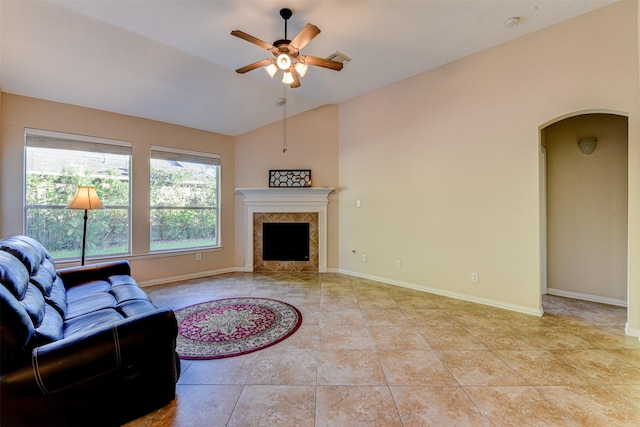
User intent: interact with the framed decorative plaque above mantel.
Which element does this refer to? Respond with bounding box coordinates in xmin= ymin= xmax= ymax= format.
xmin=269 ymin=169 xmax=311 ymax=187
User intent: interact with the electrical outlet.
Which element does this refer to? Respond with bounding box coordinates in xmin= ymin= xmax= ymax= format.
xmin=471 ymin=272 xmax=479 ymax=283
xmin=196 ymin=253 xmax=202 ymax=261
xmin=362 ymin=254 xmax=367 ymax=262
xmin=395 ymin=260 xmax=401 ymax=268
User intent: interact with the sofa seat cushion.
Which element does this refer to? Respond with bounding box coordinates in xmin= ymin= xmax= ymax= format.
xmin=65 ymin=276 xmax=153 ymax=322
xmin=66 ymin=280 xmax=110 ymax=298
xmin=108 ymin=274 xmax=140 ymax=288
xmin=117 ymin=299 xmax=159 ymax=318
xmin=111 ymin=282 xmax=151 ymax=304
xmin=63 ymin=309 xmax=125 ymax=338
xmin=65 ymin=289 xmax=117 ymax=320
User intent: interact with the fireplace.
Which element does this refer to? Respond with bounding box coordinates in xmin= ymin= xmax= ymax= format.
xmin=263 ymin=222 xmax=310 ymax=261
xmin=236 ymin=187 xmax=333 ymax=272
xmin=253 ymin=213 xmax=318 ymax=271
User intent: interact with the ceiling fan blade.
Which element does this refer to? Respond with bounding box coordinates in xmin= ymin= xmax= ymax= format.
xmin=231 ymin=30 xmax=276 ymax=51
xmin=289 ymin=67 xmax=301 ymax=88
xmin=235 ymin=58 xmax=273 ymax=74
xmin=290 ymin=24 xmax=321 ymax=50
xmin=300 ymin=55 xmax=343 ymax=71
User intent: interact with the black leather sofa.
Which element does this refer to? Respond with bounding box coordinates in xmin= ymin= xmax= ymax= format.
xmin=0 ymin=235 xmax=180 ymax=426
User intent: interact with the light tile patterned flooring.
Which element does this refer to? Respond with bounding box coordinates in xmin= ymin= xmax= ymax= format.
xmin=126 ymin=272 xmax=640 ymax=426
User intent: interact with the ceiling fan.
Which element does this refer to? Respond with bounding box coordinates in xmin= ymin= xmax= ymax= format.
xmin=231 ymin=8 xmax=344 ymax=88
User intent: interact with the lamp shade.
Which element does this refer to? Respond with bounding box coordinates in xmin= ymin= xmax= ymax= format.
xmin=67 ymin=186 xmax=104 ymax=210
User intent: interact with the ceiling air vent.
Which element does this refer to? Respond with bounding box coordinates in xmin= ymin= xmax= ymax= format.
xmin=326 ymin=51 xmax=351 ymax=64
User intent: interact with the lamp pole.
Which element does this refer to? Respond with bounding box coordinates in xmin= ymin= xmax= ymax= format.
xmin=81 ymin=208 xmax=88 ymax=266
xmin=67 ymin=186 xmax=103 ymax=266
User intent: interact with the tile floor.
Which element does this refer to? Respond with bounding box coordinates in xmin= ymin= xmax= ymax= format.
xmin=125 ymin=272 xmax=640 ymax=427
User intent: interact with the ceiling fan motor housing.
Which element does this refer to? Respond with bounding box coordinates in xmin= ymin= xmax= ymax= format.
xmin=273 ymin=40 xmax=293 ymax=51
xmin=280 ymin=8 xmax=293 ymax=20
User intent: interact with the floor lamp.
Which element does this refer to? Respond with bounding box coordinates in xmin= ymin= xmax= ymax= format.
xmin=67 ymin=186 xmax=104 ymax=265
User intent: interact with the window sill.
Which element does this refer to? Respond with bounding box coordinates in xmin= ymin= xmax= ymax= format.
xmin=54 ymin=245 xmax=223 ymax=268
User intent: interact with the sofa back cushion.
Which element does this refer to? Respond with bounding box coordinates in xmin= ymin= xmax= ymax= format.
xmin=0 ymin=236 xmax=66 ymax=365
xmin=0 ymin=250 xmax=30 ymax=297
xmin=0 ymin=236 xmax=43 ymax=276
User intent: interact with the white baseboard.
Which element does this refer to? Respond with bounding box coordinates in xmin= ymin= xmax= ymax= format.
xmin=138 ymin=267 xmax=637 ymax=341
xmin=139 ymin=266 xmax=244 ymax=287
xmin=338 ymin=269 xmax=543 ymax=317
xmin=626 ymin=324 xmax=640 ymax=339
xmin=546 ymin=288 xmax=627 ymax=307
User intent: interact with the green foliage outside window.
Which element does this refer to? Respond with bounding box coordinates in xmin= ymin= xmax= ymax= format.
xmin=26 ymin=164 xmax=130 ymax=259
xmin=150 ymin=159 xmax=218 ymax=250
xmin=26 ymin=142 xmax=219 ymax=260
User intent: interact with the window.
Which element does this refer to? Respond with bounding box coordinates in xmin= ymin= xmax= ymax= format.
xmin=150 ymin=146 xmax=220 ymax=251
xmin=25 ymin=129 xmax=132 ymax=260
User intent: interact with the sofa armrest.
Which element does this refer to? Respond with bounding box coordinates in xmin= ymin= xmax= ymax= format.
xmin=1 ymin=308 xmax=177 ymax=396
xmin=57 ymin=260 xmax=132 ymax=289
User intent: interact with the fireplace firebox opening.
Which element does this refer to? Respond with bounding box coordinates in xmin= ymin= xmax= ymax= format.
xmin=262 ymin=222 xmax=310 ymax=261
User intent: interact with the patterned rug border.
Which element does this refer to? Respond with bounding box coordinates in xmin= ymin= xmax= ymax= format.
xmin=174 ymin=297 xmax=303 ymax=360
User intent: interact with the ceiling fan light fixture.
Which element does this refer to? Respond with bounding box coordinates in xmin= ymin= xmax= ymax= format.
xmin=264 ymin=64 xmax=278 ymax=78
xmin=264 ymin=63 xmax=277 ymax=78
xmin=294 ymin=62 xmax=308 ymax=78
xmin=282 ymin=71 xmax=294 ymax=84
xmin=277 ymin=53 xmax=291 ymax=70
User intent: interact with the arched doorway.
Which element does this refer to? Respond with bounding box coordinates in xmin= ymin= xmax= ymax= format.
xmin=541 ymin=112 xmax=628 ymax=308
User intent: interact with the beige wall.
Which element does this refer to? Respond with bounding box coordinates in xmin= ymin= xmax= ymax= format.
xmin=544 ymin=114 xmax=628 ymax=303
xmin=338 ymin=0 xmax=639 ymax=326
xmin=0 ymin=93 xmax=236 ymax=283
xmin=234 ymin=104 xmax=340 ymax=269
xmin=634 ymin=0 xmax=640 ymax=338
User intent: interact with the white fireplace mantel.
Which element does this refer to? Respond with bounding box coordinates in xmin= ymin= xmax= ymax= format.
xmin=236 ymin=188 xmax=333 ymax=272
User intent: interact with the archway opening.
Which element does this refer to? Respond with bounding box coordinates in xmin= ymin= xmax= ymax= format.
xmin=541 ymin=112 xmax=628 ymax=309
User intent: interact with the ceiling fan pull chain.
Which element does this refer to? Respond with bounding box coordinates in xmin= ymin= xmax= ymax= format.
xmin=282 ymin=86 xmax=288 ymax=153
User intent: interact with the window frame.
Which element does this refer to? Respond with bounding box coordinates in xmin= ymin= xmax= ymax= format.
xmin=24 ymin=128 xmax=133 ymax=261
xmin=149 ymin=145 xmax=221 ymax=253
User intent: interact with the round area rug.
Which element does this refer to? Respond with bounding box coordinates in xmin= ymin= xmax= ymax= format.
xmin=174 ymin=297 xmax=302 ymax=360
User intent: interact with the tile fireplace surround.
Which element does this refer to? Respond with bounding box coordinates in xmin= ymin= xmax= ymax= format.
xmin=236 ymin=188 xmax=334 ymax=273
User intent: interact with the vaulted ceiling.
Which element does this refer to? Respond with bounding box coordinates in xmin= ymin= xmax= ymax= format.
xmin=1 ymin=0 xmax=617 ymax=136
